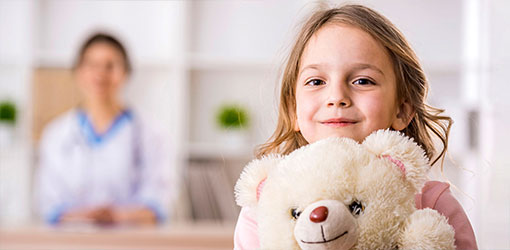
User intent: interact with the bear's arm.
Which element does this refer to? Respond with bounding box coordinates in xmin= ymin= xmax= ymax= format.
xmin=416 ymin=181 xmax=478 ymax=250
xmin=234 ymin=207 xmax=260 ymax=250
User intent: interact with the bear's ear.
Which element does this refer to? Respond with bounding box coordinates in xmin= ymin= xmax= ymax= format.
xmin=362 ymin=129 xmax=429 ymax=192
xmin=234 ymin=154 xmax=282 ymax=207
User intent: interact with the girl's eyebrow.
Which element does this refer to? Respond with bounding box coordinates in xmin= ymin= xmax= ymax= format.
xmin=299 ymin=64 xmax=321 ymax=73
xmin=300 ymin=63 xmax=384 ymax=76
xmin=350 ymin=63 xmax=385 ymax=76
xmin=298 ymin=63 xmax=386 ymax=79
xmin=298 ymin=64 xmax=323 ymax=79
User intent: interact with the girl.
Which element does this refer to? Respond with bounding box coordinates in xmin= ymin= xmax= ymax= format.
xmin=36 ymin=33 xmax=171 ymax=226
xmin=234 ymin=4 xmax=477 ymax=249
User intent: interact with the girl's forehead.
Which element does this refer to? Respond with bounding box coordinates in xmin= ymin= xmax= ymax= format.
xmin=299 ymin=23 xmax=393 ymax=74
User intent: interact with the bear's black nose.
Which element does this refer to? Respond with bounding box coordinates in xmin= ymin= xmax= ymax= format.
xmin=310 ymin=206 xmax=328 ymax=223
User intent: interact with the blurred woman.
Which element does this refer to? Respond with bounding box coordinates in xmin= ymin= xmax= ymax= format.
xmin=36 ymin=33 xmax=171 ymax=226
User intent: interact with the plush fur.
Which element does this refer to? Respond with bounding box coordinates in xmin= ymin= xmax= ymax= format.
xmin=235 ymin=129 xmax=455 ymax=250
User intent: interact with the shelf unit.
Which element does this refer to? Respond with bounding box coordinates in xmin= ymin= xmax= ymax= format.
xmin=171 ymin=0 xmax=315 ymax=222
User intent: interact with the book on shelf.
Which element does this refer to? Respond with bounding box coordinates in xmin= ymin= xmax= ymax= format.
xmin=186 ymin=159 xmax=244 ymax=223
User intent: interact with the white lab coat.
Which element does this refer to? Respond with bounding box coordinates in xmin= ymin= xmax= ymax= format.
xmin=35 ymin=108 xmax=172 ymax=224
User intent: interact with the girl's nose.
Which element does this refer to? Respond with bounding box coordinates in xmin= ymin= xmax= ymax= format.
xmin=327 ymin=85 xmax=351 ymax=108
xmin=327 ymin=98 xmax=350 ymax=107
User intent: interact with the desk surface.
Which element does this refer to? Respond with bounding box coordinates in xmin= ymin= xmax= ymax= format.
xmin=0 ymin=223 xmax=234 ymax=250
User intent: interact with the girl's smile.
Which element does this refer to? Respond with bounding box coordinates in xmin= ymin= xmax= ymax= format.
xmin=320 ymin=118 xmax=357 ymax=128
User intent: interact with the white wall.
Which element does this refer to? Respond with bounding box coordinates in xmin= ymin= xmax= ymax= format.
xmin=190 ymin=0 xmax=311 ymax=60
xmin=37 ymin=0 xmax=186 ymax=66
xmin=0 ymin=0 xmax=37 ymax=225
xmin=478 ymin=0 xmax=510 ymax=248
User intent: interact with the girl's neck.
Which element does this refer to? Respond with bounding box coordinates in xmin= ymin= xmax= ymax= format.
xmin=82 ymin=99 xmax=124 ymax=134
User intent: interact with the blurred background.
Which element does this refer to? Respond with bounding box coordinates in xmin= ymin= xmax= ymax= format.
xmin=0 ymin=0 xmax=508 ymax=249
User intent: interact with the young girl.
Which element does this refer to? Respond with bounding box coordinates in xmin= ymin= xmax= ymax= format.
xmin=234 ymin=4 xmax=477 ymax=250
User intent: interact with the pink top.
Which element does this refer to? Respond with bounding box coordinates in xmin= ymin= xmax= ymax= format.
xmin=234 ymin=181 xmax=477 ymax=250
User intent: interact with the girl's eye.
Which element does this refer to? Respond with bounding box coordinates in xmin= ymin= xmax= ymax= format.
xmin=305 ymin=79 xmax=326 ymax=86
xmin=348 ymin=200 xmax=364 ymax=216
xmin=352 ymin=78 xmax=375 ymax=85
xmin=291 ymin=208 xmax=302 ymax=219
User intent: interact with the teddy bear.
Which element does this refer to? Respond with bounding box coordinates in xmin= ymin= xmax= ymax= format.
xmin=235 ymin=129 xmax=455 ymax=250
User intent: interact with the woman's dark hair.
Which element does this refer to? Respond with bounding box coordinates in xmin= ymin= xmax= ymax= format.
xmin=74 ymin=33 xmax=132 ymax=73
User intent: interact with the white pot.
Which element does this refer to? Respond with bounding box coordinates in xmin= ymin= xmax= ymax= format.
xmin=221 ymin=129 xmax=249 ymax=149
xmin=0 ymin=123 xmax=15 ymax=147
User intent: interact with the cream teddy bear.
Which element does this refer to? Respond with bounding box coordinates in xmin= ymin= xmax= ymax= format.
xmin=235 ymin=130 xmax=455 ymax=250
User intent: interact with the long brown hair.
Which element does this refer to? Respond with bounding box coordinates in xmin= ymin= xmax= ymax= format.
xmin=257 ymin=4 xmax=452 ymax=167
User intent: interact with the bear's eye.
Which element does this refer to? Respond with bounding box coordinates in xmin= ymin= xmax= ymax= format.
xmin=290 ymin=208 xmax=302 ymax=220
xmin=349 ymin=200 xmax=364 ymax=216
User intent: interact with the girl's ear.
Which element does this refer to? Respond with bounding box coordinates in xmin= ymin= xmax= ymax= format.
xmin=294 ymin=119 xmax=300 ymax=131
xmin=234 ymin=155 xmax=283 ymax=207
xmin=391 ymin=100 xmax=415 ymax=131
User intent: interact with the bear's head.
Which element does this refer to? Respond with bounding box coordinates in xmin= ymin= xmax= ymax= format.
xmin=235 ymin=130 xmax=432 ymax=249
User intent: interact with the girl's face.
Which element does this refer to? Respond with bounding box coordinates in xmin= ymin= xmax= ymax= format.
xmin=75 ymin=42 xmax=127 ymax=104
xmin=295 ymin=24 xmax=411 ymax=143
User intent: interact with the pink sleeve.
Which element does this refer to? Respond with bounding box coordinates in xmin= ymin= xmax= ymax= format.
xmin=415 ymin=181 xmax=478 ymax=250
xmin=234 ymin=207 xmax=260 ymax=250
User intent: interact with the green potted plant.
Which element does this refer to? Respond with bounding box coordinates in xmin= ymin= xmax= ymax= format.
xmin=215 ymin=104 xmax=250 ymax=147
xmin=0 ymin=101 xmax=16 ymax=124
xmin=216 ymin=104 xmax=249 ymax=130
xmin=0 ymin=100 xmax=17 ymax=146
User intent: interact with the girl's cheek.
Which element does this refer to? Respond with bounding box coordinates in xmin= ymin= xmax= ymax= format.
xmin=365 ymin=94 xmax=397 ymax=123
xmin=296 ymin=97 xmax=316 ymax=120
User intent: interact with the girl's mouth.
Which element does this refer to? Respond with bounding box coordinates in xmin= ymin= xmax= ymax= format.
xmin=320 ymin=118 xmax=357 ymax=127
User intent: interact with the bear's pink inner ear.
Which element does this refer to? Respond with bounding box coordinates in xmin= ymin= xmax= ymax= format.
xmin=256 ymin=178 xmax=267 ymax=201
xmin=382 ymin=155 xmax=406 ymax=177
